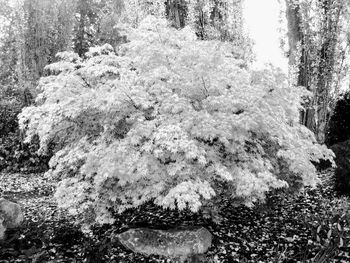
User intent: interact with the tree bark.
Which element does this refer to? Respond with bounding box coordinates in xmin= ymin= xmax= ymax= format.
xmin=285 ymin=0 xmax=311 ymax=127
xmin=166 ymin=0 xmax=187 ymax=29
xmin=285 ymin=1 xmax=303 ymax=66
xmin=313 ymin=0 xmax=342 ymax=143
xmin=285 ymin=0 xmax=343 ymax=143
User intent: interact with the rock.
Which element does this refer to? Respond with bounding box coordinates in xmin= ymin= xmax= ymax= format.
xmin=117 ymin=226 xmax=212 ymax=262
xmin=0 ymin=217 xmax=5 ymax=240
xmin=0 ymin=198 xmax=24 ymax=240
xmin=331 ymin=139 xmax=350 ymax=194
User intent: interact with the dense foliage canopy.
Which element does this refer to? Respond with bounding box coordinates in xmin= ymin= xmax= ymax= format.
xmin=19 ymin=16 xmax=334 ymax=225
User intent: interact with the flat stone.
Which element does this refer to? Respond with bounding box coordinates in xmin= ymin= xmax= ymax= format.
xmin=0 ymin=198 xmax=23 ymax=240
xmin=0 ymin=217 xmax=5 ymax=240
xmin=117 ymin=226 xmax=212 ymax=262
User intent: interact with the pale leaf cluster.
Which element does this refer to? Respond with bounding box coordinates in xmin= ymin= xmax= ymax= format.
xmin=19 ymin=16 xmax=334 ymax=225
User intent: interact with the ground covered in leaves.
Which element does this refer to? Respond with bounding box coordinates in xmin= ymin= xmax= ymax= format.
xmin=0 ymin=170 xmax=350 ymax=263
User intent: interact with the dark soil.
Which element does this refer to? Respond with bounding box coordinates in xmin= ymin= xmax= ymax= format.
xmin=0 ymin=169 xmax=349 ymax=263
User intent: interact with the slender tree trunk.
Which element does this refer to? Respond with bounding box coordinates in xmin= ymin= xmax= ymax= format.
xmin=285 ymin=0 xmax=343 ymax=143
xmin=285 ymin=0 xmax=311 ymax=126
xmin=285 ymin=1 xmax=303 ymax=66
xmin=166 ymin=0 xmax=187 ymax=29
xmin=313 ymin=0 xmax=342 ymax=143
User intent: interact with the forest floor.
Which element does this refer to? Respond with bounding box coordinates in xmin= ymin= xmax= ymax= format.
xmin=0 ymin=170 xmax=350 ymax=263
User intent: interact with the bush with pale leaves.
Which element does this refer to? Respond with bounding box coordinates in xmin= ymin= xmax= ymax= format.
xmin=19 ymin=16 xmax=334 ymax=225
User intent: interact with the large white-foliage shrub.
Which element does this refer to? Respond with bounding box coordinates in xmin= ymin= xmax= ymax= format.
xmin=19 ymin=16 xmax=334 ymax=225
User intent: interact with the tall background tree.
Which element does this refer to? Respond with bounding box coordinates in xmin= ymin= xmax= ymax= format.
xmin=23 ymin=0 xmax=75 ymax=85
xmin=121 ymin=0 xmax=252 ymax=62
xmin=285 ymin=0 xmax=349 ymax=143
xmin=1 ymin=0 xmax=249 ymax=90
xmin=0 ymin=0 xmax=76 ymax=172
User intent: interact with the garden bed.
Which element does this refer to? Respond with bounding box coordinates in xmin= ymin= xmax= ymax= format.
xmin=0 ymin=169 xmax=349 ymax=262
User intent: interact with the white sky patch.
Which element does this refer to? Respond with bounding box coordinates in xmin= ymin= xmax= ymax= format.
xmin=243 ymin=0 xmax=288 ymax=73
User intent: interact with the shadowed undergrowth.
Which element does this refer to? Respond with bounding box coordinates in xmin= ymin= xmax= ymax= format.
xmin=0 ymin=169 xmax=349 ymax=263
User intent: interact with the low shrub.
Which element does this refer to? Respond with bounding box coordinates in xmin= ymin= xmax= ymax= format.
xmin=0 ymin=86 xmax=50 ymax=173
xmin=0 ymin=132 xmax=50 ymax=174
xmin=326 ymin=91 xmax=350 ymax=146
xmin=0 ymin=87 xmax=24 ymax=137
xmin=302 ymin=197 xmax=350 ymax=261
xmin=330 ymin=139 xmax=350 ymax=195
